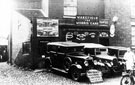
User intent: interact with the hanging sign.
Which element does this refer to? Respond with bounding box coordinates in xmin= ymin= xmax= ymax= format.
xmin=66 ymin=32 xmax=74 ymax=41
xmin=76 ymin=33 xmax=86 ymax=41
xmin=99 ymin=32 xmax=109 ymax=37
xmin=110 ymin=24 xmax=115 ymax=37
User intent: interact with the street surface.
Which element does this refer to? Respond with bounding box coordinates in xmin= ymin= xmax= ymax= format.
xmin=0 ymin=62 xmax=121 ymax=85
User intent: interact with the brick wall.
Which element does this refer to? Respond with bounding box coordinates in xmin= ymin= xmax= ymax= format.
xmin=49 ymin=0 xmax=64 ymax=18
xmin=49 ymin=0 xmax=105 ymax=19
xmin=15 ymin=0 xmax=105 ymax=19
xmin=104 ymin=0 xmax=131 ymax=47
xmin=78 ymin=0 xmax=104 ymax=18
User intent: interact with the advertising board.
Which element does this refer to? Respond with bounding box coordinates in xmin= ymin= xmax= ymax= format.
xmin=87 ymin=69 xmax=103 ymax=83
xmin=37 ymin=19 xmax=59 ymax=37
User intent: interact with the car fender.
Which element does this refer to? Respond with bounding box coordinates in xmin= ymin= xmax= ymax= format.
xmin=45 ymin=57 xmax=52 ymax=63
xmin=64 ymin=57 xmax=72 ymax=63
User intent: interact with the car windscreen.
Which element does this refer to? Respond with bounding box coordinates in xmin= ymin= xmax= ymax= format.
xmin=107 ymin=48 xmax=116 ymax=56
xmin=68 ymin=52 xmax=86 ymax=56
xmin=66 ymin=46 xmax=84 ymax=53
xmin=119 ymin=50 xmax=126 ymax=57
xmin=84 ymin=48 xmax=105 ymax=55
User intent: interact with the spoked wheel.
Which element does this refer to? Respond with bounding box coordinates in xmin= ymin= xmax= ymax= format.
xmin=70 ymin=67 xmax=81 ymax=81
xmin=45 ymin=59 xmax=52 ymax=72
xmin=120 ymin=75 xmax=134 ymax=85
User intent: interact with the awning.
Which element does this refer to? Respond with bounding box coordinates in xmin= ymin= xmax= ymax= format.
xmin=16 ymin=9 xmax=47 ymax=19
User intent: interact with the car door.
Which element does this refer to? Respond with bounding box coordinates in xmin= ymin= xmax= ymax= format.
xmin=49 ymin=45 xmax=58 ymax=67
xmin=57 ymin=46 xmax=66 ymax=69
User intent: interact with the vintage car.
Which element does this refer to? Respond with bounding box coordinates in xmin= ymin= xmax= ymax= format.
xmin=0 ymin=45 xmax=8 ymax=62
xmin=107 ymin=46 xmax=127 ymax=71
xmin=81 ymin=43 xmax=126 ymax=75
xmin=44 ymin=42 xmax=95 ymax=81
xmin=107 ymin=46 xmax=127 ymax=59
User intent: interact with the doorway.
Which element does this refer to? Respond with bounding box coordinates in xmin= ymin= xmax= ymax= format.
xmin=99 ymin=38 xmax=109 ymax=46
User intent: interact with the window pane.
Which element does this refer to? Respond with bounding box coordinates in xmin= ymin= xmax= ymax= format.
xmin=64 ymin=0 xmax=77 ymax=16
xmin=64 ymin=7 xmax=77 ymax=16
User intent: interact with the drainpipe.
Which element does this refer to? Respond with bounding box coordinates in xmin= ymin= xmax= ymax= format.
xmin=9 ymin=10 xmax=13 ymax=65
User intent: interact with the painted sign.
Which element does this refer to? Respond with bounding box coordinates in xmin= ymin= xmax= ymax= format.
xmin=99 ymin=19 xmax=109 ymax=27
xmin=65 ymin=31 xmax=97 ymax=43
xmin=76 ymin=15 xmax=99 ymax=26
xmin=37 ymin=19 xmax=59 ymax=37
xmin=87 ymin=69 xmax=103 ymax=83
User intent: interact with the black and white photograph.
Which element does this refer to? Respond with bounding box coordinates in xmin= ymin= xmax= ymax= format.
xmin=0 ymin=0 xmax=135 ymax=85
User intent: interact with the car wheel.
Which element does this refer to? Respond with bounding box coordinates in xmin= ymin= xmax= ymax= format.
xmin=45 ymin=59 xmax=52 ymax=72
xmin=38 ymin=60 xmax=46 ymax=69
xmin=120 ymin=75 xmax=134 ymax=85
xmin=63 ymin=57 xmax=72 ymax=72
xmin=70 ymin=67 xmax=81 ymax=81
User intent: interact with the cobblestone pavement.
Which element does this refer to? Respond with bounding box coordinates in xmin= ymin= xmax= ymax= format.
xmin=0 ymin=62 xmax=122 ymax=85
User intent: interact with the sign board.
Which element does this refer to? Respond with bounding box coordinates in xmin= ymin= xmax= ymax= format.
xmin=75 ymin=15 xmax=99 ymax=26
xmin=37 ymin=18 xmax=59 ymax=37
xmin=99 ymin=19 xmax=109 ymax=27
xmin=87 ymin=69 xmax=103 ymax=83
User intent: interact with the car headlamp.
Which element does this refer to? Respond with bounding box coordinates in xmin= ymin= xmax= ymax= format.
xmin=110 ymin=62 xmax=113 ymax=66
xmin=93 ymin=60 xmax=98 ymax=65
xmin=106 ymin=61 xmax=112 ymax=67
xmin=3 ymin=50 xmax=6 ymax=53
xmin=42 ymin=55 xmax=45 ymax=58
xmin=118 ymin=61 xmax=122 ymax=65
xmin=97 ymin=60 xmax=105 ymax=66
xmin=84 ymin=60 xmax=89 ymax=66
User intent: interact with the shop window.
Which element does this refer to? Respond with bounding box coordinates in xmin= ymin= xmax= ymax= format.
xmin=22 ymin=42 xmax=31 ymax=54
xmin=64 ymin=0 xmax=77 ymax=18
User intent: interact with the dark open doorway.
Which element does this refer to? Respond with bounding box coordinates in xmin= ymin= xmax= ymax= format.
xmin=99 ymin=38 xmax=109 ymax=46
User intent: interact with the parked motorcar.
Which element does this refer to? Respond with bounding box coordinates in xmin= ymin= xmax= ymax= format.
xmin=107 ymin=46 xmax=127 ymax=72
xmin=45 ymin=42 xmax=95 ymax=81
xmin=0 ymin=45 xmax=8 ymax=62
xmin=107 ymin=46 xmax=127 ymax=59
xmin=81 ymin=43 xmax=125 ymax=75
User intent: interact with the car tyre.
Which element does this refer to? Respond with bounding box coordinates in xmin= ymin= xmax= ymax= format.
xmin=45 ymin=59 xmax=52 ymax=72
xmin=120 ymin=75 xmax=134 ymax=85
xmin=70 ymin=67 xmax=81 ymax=81
xmin=38 ymin=60 xmax=45 ymax=69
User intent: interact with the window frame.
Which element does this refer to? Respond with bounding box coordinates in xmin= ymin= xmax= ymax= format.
xmin=63 ymin=0 xmax=77 ymax=18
